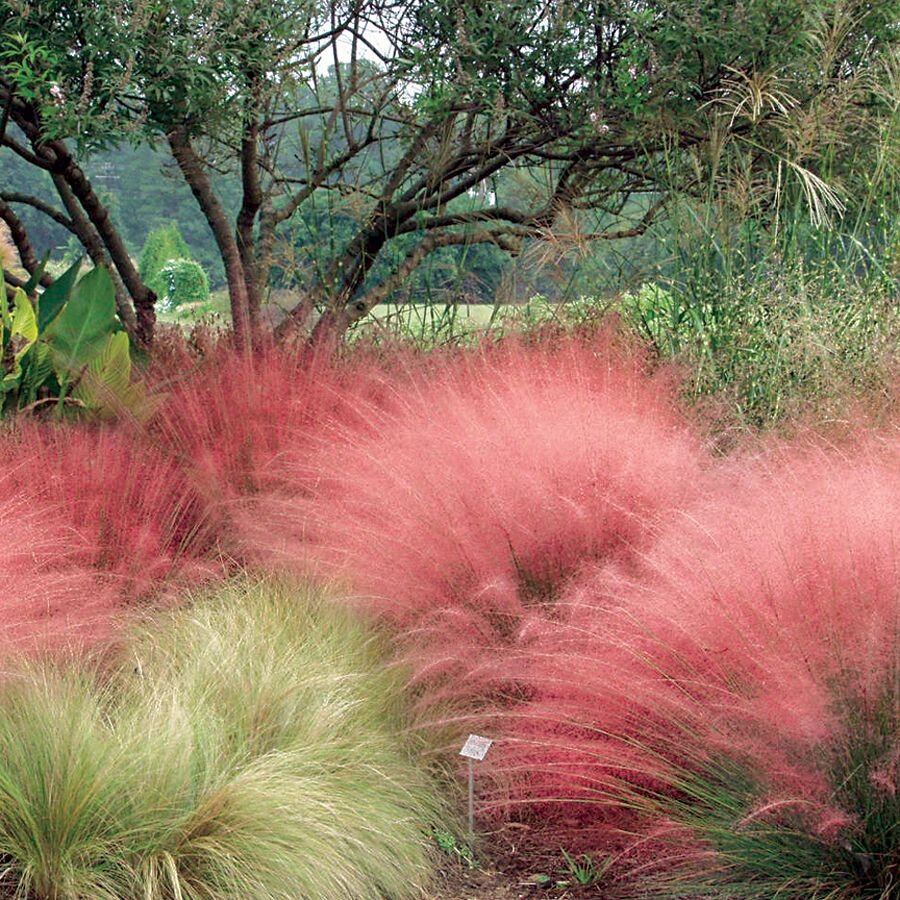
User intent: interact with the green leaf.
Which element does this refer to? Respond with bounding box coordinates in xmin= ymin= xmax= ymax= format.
xmin=0 ymin=288 xmax=37 ymax=391
xmin=22 ymin=252 xmax=50 ymax=295
xmin=0 ymin=273 xmax=9 ymax=333
xmin=1 ymin=289 xmax=39 ymax=391
xmin=19 ymin=342 xmax=53 ymax=404
xmin=73 ymin=331 xmax=132 ymax=409
xmin=37 ymin=257 xmax=82 ymax=331
xmin=44 ymin=265 xmax=118 ymax=374
xmin=11 ymin=291 xmax=38 ymax=357
xmin=0 ymin=372 xmax=19 ymax=393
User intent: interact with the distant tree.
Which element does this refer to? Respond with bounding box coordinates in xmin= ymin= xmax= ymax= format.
xmin=86 ymin=144 xmax=236 ymax=286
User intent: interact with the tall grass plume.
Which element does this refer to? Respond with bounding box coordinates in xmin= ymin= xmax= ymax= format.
xmin=307 ymin=332 xmax=704 ymax=724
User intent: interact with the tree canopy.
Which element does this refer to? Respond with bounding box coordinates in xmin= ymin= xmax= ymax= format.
xmin=1 ymin=0 xmax=896 ymax=348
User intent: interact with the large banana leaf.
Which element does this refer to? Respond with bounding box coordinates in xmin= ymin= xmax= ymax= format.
xmin=21 ymin=252 xmax=50 ymax=295
xmin=18 ymin=343 xmax=54 ymax=406
xmin=44 ymin=266 xmax=117 ymax=377
xmin=11 ymin=290 xmax=38 ymax=348
xmin=73 ymin=331 xmax=131 ymax=410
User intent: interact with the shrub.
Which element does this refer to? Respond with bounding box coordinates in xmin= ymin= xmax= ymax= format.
xmin=1 ymin=264 xmax=138 ymax=419
xmin=617 ymin=195 xmax=900 ymax=431
xmin=307 ymin=331 xmax=704 ymax=721
xmin=0 ymin=578 xmax=442 ymax=899
xmin=138 ymin=223 xmax=191 ymax=297
xmin=158 ymin=257 xmax=210 ymax=308
xmin=486 ymin=441 xmax=899 ymax=895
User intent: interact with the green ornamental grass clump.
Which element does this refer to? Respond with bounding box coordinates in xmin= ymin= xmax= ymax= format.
xmin=0 ymin=578 xmax=442 ymax=900
xmin=0 ymin=665 xmax=135 ymax=899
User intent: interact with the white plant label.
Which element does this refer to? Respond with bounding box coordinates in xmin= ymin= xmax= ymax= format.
xmin=459 ymin=734 xmax=493 ymax=761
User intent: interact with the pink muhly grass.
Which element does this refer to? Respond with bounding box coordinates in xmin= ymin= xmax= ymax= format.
xmin=150 ymin=347 xmax=318 ymax=497
xmin=0 ymin=485 xmax=119 ymax=656
xmin=307 ymin=331 xmax=704 ymax=710
xmin=146 ymin=344 xmax=397 ymax=564
xmin=870 ymin=745 xmax=899 ymax=799
xmin=0 ymin=423 xmax=213 ymax=601
xmin=481 ymin=439 xmax=899 ymax=889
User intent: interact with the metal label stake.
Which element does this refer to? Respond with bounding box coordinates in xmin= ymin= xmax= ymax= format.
xmin=459 ymin=734 xmax=493 ymax=847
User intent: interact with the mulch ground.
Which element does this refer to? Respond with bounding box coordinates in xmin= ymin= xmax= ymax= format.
xmin=426 ymin=824 xmax=609 ymax=900
xmin=428 ymin=862 xmax=607 ymax=900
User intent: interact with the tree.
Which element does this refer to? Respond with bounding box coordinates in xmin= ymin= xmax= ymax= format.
xmin=2 ymin=0 xmax=896 ymax=350
xmin=0 ymin=4 xmax=161 ymax=345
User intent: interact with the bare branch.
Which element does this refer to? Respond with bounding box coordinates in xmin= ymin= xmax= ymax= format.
xmin=0 ymin=198 xmax=54 ymax=286
xmin=3 ymin=269 xmax=27 ymax=289
xmin=582 ymin=195 xmax=668 ymax=241
xmin=395 ymin=206 xmax=540 ymax=234
xmin=348 ymin=227 xmax=524 ymax=321
xmin=272 ymin=131 xmax=381 ymax=225
xmin=0 ymin=192 xmax=76 ymax=233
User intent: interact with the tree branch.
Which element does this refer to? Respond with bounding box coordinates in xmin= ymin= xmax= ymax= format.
xmin=305 ymin=226 xmax=524 ymax=347
xmin=272 ymin=131 xmax=380 ymax=225
xmin=169 ymin=126 xmax=253 ymax=349
xmin=0 ymin=131 xmax=56 ymax=170
xmin=0 ymin=192 xmax=77 ymax=233
xmin=3 ymin=269 xmax=27 ymax=289
xmin=581 ymin=195 xmax=668 ymax=241
xmin=48 ymin=172 xmax=139 ymax=336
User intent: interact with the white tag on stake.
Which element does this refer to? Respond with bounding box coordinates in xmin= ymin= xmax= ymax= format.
xmin=459 ymin=734 xmax=493 ymax=761
xmin=460 ymin=734 xmax=494 ymax=849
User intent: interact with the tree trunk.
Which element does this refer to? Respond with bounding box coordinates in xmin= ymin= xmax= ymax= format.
xmin=46 ymin=141 xmax=155 ymax=346
xmin=3 ymin=96 xmax=153 ymax=344
xmin=50 ymin=173 xmax=140 ymax=337
xmin=309 ymin=302 xmax=356 ymax=351
xmin=0 ymin=199 xmax=53 ymax=287
xmin=237 ymin=122 xmax=264 ymax=334
xmin=169 ymin=127 xmax=258 ymax=351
